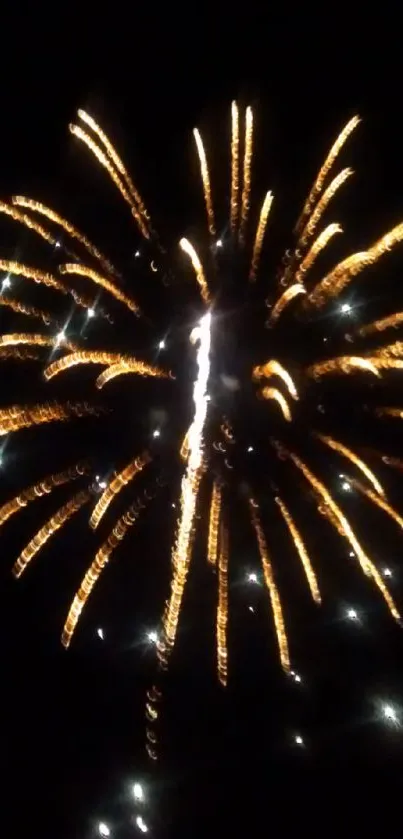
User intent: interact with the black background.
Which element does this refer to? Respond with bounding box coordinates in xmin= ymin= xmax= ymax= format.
xmin=2 ymin=6 xmax=403 ymax=837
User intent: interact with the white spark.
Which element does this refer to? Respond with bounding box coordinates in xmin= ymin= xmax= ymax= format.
xmin=87 ymin=307 xmax=95 ymax=318
xmin=133 ymin=782 xmax=144 ymax=802
xmin=294 ymin=734 xmax=304 ymax=746
xmin=383 ymin=567 xmax=393 ymax=578
xmin=248 ymin=606 xmax=255 ymax=613
xmin=341 ymin=480 xmax=351 ymax=492
xmin=347 ymin=608 xmax=358 ymax=621
xmin=147 ymin=630 xmax=158 ymax=644
xmin=382 ymin=703 xmax=398 ymax=724
xmin=247 ymin=446 xmax=254 ymax=453
xmin=98 ymin=823 xmax=110 ymax=837
xmin=135 ymin=250 xmax=141 ymax=258
xmin=216 ymin=238 xmax=223 ymax=248
xmin=340 ymin=302 xmax=352 ymax=314
xmin=55 ymin=330 xmax=66 ymax=345
xmin=96 ymin=627 xmax=104 ymax=640
xmin=152 ymin=429 xmax=161 ymax=438
xmin=136 ymin=815 xmax=149 ymax=833
xmin=158 ymin=340 xmax=165 ymax=349
xmin=248 ymin=572 xmax=258 ymax=583
xmin=349 ymin=551 xmax=355 ymax=557
xmin=1 ymin=275 xmax=11 ymax=290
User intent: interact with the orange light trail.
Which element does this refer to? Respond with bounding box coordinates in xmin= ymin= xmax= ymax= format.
xmin=193 ymin=128 xmax=216 ymax=236
xmin=13 ymin=489 xmax=91 ymax=578
xmin=275 ymin=496 xmax=321 ymax=603
xmin=0 ymin=462 xmax=89 ymax=528
xmin=0 ymin=401 xmax=100 ymax=436
xmin=249 ymin=191 xmax=273 ymax=281
xmin=90 ymin=452 xmax=151 ymax=528
xmin=179 ymin=238 xmax=211 ymax=304
xmin=249 ymin=499 xmax=290 ymax=671
xmin=207 ymin=481 xmax=222 ymax=565
xmin=316 ymin=433 xmax=385 ymax=496
xmin=239 ymin=106 xmax=254 ymax=244
xmin=230 ymin=101 xmax=240 ymax=233
xmin=267 ymin=283 xmax=306 ymax=325
xmin=59 ymin=263 xmax=140 ymax=315
xmin=216 ymin=518 xmax=229 ymax=686
xmin=259 ymin=387 xmax=292 ymax=421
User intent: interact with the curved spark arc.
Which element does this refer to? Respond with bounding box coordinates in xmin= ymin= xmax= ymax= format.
xmin=158 ymin=312 xmax=212 ymax=664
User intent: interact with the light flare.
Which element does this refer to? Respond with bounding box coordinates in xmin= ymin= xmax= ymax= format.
xmin=193 ymin=128 xmax=216 ymax=236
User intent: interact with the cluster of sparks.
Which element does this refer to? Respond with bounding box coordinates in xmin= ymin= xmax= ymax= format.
xmin=2 ymin=100 xmax=403 ymax=759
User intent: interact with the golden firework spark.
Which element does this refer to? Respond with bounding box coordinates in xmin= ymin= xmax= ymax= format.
xmin=249 ymin=191 xmax=273 ymax=281
xmin=179 ymin=238 xmax=211 ymax=304
xmin=216 ymin=517 xmax=229 ymax=686
xmin=239 ymin=106 xmax=254 ymax=244
xmin=230 ymin=101 xmax=240 ymax=233
xmin=90 ymin=452 xmax=151 ymax=528
xmin=207 ymin=481 xmax=222 ymax=566
xmin=193 ymin=128 xmax=216 ymax=236
xmin=275 ymin=496 xmax=321 ymax=603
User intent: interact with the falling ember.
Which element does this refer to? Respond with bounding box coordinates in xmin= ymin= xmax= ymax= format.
xmin=249 ymin=498 xmax=290 ymax=671
xmin=193 ymin=128 xmax=216 ymax=236
xmin=159 ymin=312 xmax=212 ymax=664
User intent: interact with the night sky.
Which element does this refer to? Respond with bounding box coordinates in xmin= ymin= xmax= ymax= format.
xmin=2 ymin=8 xmax=403 ymax=837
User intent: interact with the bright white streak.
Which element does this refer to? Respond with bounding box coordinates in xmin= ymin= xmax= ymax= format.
xmin=160 ymin=312 xmax=212 ymax=653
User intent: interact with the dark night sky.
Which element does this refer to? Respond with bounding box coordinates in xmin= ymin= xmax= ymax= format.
xmin=2 ymin=7 xmax=403 ymax=838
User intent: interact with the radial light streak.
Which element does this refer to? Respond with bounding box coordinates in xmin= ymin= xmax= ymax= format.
xmin=230 ymin=101 xmax=240 ymax=233
xmin=158 ymin=312 xmax=211 ymax=664
xmin=0 ymin=294 xmax=56 ymax=327
xmin=90 ymin=452 xmax=151 ymax=528
xmin=249 ymin=191 xmax=273 ymax=281
xmin=12 ymin=196 xmax=118 ymax=277
xmin=207 ymin=480 xmax=222 ymax=565
xmin=249 ymin=499 xmax=290 ymax=671
xmin=62 ymin=488 xmax=155 ymax=648
xmin=179 ymin=238 xmax=211 ymax=304
xmin=0 ymin=260 xmax=95 ymax=310
xmin=77 ymin=110 xmax=150 ymax=233
xmin=351 ymin=478 xmax=403 ymax=531
xmin=307 ymin=356 xmax=381 ymax=379
xmin=239 ymin=106 xmax=254 ymax=244
xmin=307 ymin=223 xmax=403 ymax=309
xmin=252 ymin=359 xmax=298 ymax=400
xmin=13 ymin=489 xmax=92 ymax=578
xmin=295 ymin=115 xmax=360 ymax=233
xmin=294 ymin=223 xmax=343 ymax=284
xmin=0 ymin=401 xmax=100 ymax=436
xmin=193 ymin=128 xmax=216 ymax=236
xmin=316 ymin=434 xmax=385 ymax=497
xmin=275 ymin=496 xmax=321 ymax=603
xmin=259 ymin=387 xmax=292 ymax=421
xmin=0 ymin=333 xmax=77 ymax=352
xmin=276 ymin=444 xmax=400 ymax=620
xmin=95 ymin=358 xmax=170 ymax=389
xmin=216 ymin=517 xmax=229 ymax=685
xmin=299 ymin=169 xmax=352 ymax=246
xmin=60 ymin=264 xmax=140 ymax=315
xmin=0 ymin=462 xmax=89 ymax=528
xmin=357 ymin=312 xmax=403 ymax=338
xmin=267 ymin=283 xmax=306 ymax=325
xmin=69 ymin=123 xmax=150 ymax=239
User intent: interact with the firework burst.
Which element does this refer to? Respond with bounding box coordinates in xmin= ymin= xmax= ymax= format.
xmin=2 ymin=103 xmax=403 ymax=754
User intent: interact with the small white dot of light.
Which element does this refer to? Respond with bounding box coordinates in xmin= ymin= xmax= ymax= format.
xmin=206 ymin=394 xmax=211 ymax=401
xmin=382 ymin=703 xmax=398 ymax=724
xmin=135 ymin=250 xmax=141 ymax=258
xmin=99 ymin=480 xmax=107 ymax=489
xmin=341 ymin=480 xmax=351 ymax=492
xmin=158 ymin=339 xmax=165 ymax=349
xmin=55 ymin=240 xmax=61 ymax=248
xmin=347 ymin=608 xmax=358 ymax=621
xmin=133 ymin=782 xmax=144 ymax=802
xmin=294 ymin=735 xmax=304 ymax=746
xmin=98 ymin=823 xmax=110 ymax=837
xmin=147 ymin=630 xmax=158 ymax=644
xmin=96 ymin=628 xmax=104 ymax=640
xmin=248 ymin=606 xmax=255 ymax=613
xmin=2 ymin=275 xmax=11 ymax=290
xmin=248 ymin=572 xmax=258 ymax=583
xmin=349 ymin=551 xmax=355 ymax=557
xmin=293 ymin=673 xmax=302 ymax=683
xmin=383 ymin=567 xmax=392 ymax=578
xmin=136 ymin=815 xmax=148 ymax=833
xmin=247 ymin=446 xmax=254 ymax=453
xmin=216 ymin=238 xmax=223 ymax=248
xmin=339 ymin=473 xmax=344 ymax=479
xmin=340 ymin=303 xmax=352 ymax=314
xmin=55 ymin=330 xmax=65 ymax=345
xmin=87 ymin=307 xmax=95 ymax=318
xmin=95 ymin=474 xmax=100 ymax=481
xmin=152 ymin=429 xmax=160 ymax=438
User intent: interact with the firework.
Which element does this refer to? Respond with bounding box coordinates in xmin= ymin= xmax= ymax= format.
xmin=1 ymin=102 xmax=403 ymax=741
